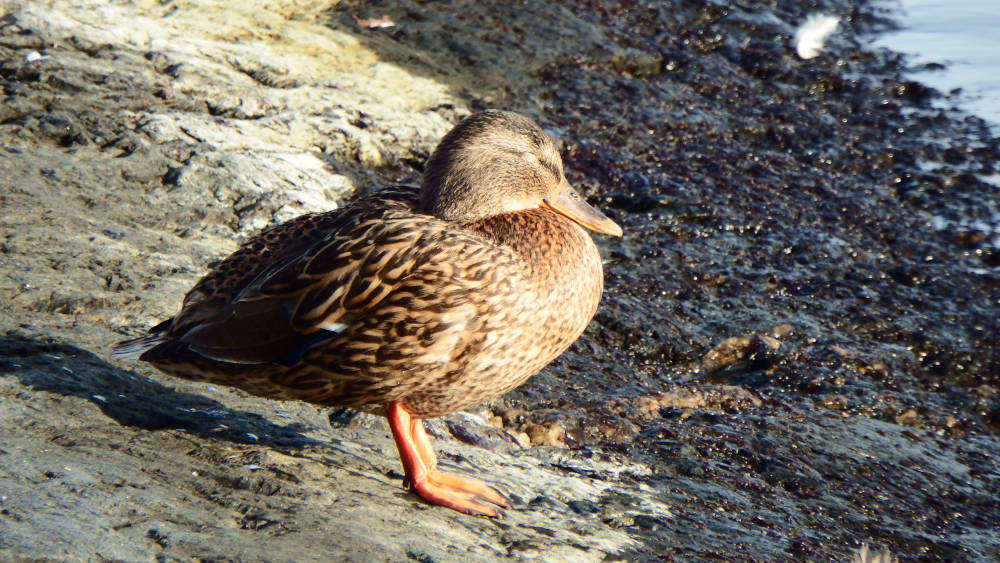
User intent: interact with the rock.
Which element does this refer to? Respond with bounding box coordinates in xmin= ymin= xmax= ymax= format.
xmin=524 ymin=421 xmax=567 ymax=447
xmin=701 ymin=334 xmax=781 ymax=372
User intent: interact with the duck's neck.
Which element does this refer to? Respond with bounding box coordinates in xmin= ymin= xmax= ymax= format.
xmin=465 ymin=209 xmax=603 ymax=292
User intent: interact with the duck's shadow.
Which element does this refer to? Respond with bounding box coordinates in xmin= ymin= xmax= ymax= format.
xmin=0 ymin=331 xmax=321 ymax=449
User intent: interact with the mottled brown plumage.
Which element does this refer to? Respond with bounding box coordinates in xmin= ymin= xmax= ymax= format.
xmin=113 ymin=110 xmax=621 ymax=517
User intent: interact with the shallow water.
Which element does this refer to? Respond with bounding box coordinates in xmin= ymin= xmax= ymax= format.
xmin=873 ymin=0 xmax=1000 ymax=256
xmin=874 ymin=0 xmax=1000 ymax=131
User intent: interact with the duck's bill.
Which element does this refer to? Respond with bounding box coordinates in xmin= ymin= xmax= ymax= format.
xmin=542 ymin=184 xmax=623 ymax=237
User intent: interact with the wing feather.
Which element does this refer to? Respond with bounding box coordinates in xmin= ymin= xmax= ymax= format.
xmin=152 ymin=186 xmax=513 ymax=367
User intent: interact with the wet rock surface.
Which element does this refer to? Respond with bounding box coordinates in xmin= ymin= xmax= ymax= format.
xmin=1 ymin=0 xmax=997 ymax=561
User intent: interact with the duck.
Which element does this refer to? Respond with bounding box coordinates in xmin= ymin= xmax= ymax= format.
xmin=113 ymin=109 xmax=622 ymax=518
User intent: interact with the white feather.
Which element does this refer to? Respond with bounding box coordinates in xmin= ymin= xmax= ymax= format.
xmin=316 ymin=321 xmax=349 ymax=333
xmin=795 ymin=13 xmax=839 ymax=59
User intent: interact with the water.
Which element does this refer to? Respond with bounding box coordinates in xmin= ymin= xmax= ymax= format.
xmin=873 ymin=0 xmax=1000 ymax=132
xmin=873 ymin=0 xmax=1000 ymax=257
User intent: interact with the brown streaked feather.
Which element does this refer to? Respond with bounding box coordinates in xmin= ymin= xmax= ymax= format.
xmin=144 ymin=186 xmax=528 ymax=373
xmin=166 ymin=185 xmax=421 ymax=334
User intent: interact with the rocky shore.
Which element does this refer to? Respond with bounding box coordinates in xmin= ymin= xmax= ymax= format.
xmin=1 ymin=0 xmax=997 ymax=561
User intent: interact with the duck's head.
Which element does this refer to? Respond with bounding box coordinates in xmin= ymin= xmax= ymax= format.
xmin=421 ymin=110 xmax=623 ymax=237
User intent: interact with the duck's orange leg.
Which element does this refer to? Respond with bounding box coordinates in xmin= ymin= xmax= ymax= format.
xmin=386 ymin=402 xmax=511 ymax=517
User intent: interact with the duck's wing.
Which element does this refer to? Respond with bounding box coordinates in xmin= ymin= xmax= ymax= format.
xmin=170 ymin=185 xmax=421 ymax=332
xmin=111 ymin=207 xmax=358 ymax=361
xmin=134 ymin=187 xmax=512 ymax=366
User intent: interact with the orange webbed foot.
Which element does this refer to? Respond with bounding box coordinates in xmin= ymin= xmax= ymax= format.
xmin=387 ymin=402 xmax=512 ymax=518
xmin=405 ymin=468 xmax=511 ymax=518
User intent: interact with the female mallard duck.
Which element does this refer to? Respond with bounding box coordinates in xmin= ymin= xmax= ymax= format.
xmin=113 ymin=110 xmax=622 ymax=517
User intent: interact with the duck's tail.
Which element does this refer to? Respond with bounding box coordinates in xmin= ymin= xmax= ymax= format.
xmin=111 ymin=333 xmax=167 ymax=360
